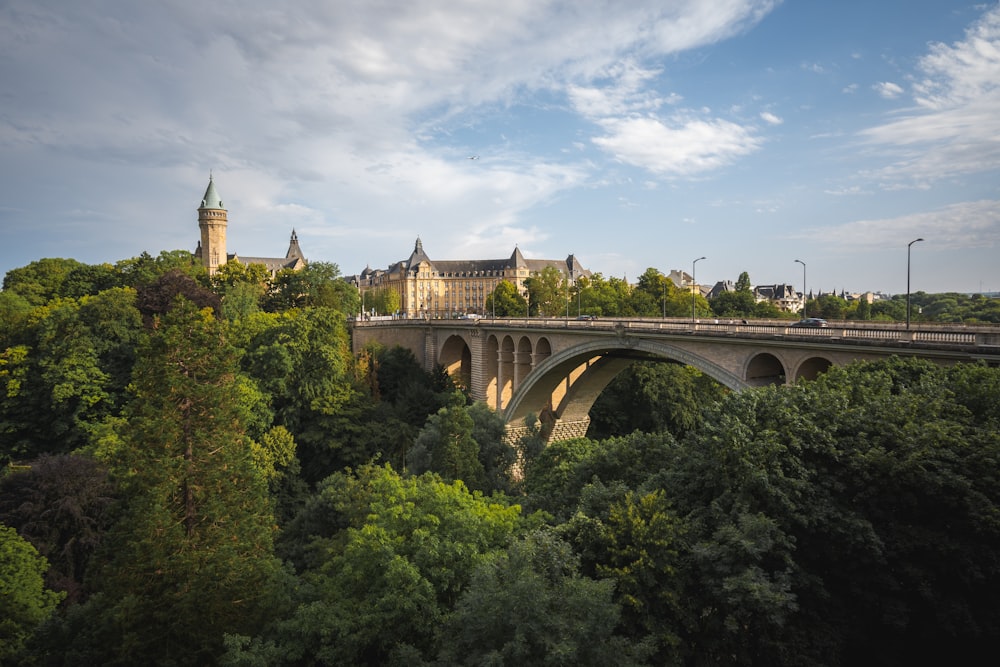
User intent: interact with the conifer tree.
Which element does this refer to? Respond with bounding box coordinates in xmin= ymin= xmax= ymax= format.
xmin=93 ymin=298 xmax=286 ymax=665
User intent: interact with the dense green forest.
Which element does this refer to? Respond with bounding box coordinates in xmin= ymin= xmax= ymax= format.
xmin=2 ymin=253 xmax=1000 ymax=666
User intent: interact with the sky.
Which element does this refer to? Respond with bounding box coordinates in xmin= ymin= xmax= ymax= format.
xmin=2 ymin=1 xmax=999 ymax=296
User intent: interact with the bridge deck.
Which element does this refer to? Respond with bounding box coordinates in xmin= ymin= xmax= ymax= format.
xmin=353 ymin=316 xmax=1000 ymax=353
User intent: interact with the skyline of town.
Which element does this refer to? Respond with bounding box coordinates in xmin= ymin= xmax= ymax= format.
xmin=1 ymin=1 xmax=998 ymax=295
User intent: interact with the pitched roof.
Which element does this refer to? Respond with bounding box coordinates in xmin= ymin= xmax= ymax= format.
xmin=199 ymin=175 xmax=225 ymax=210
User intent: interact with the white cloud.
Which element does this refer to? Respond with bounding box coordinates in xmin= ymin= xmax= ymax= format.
xmin=796 ymin=199 xmax=1000 ymax=251
xmin=591 ymin=115 xmax=761 ymax=175
xmin=859 ymin=4 xmax=1000 ymax=185
xmin=873 ymin=81 xmax=904 ymax=99
xmin=760 ymin=111 xmax=783 ymax=125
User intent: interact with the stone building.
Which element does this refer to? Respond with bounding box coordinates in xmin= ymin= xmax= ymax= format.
xmin=753 ymin=283 xmax=802 ymax=312
xmin=193 ymin=175 xmax=306 ymax=275
xmin=349 ymin=238 xmax=590 ymax=318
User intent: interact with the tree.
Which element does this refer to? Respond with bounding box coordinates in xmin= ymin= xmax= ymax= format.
xmin=0 ymin=524 xmax=64 ymax=663
xmin=115 ymin=250 xmax=205 ymax=289
xmin=524 ymin=266 xmax=568 ymax=317
xmin=710 ymin=290 xmax=757 ymax=318
xmin=84 ymin=298 xmax=287 ymax=665
xmin=135 ymin=268 xmax=221 ymax=326
xmin=363 ymin=286 xmax=401 ymax=316
xmin=438 ymin=529 xmax=651 ymax=666
xmin=486 ymin=280 xmax=526 ymax=317
xmin=242 ymin=307 xmax=363 ymax=483
xmin=588 ymin=361 xmax=727 ymax=440
xmin=408 ymin=392 xmax=488 ymax=490
xmin=812 ymin=293 xmax=848 ymax=321
xmin=267 ymin=262 xmax=355 ymax=312
xmin=735 ymin=271 xmax=752 ymax=293
xmin=597 ymin=490 xmax=685 ymax=658
xmin=468 ymin=401 xmax=518 ymax=494
xmin=0 ymin=455 xmax=116 ymax=606
xmin=2 ymin=258 xmax=87 ymax=306
xmin=232 ymin=465 xmax=526 ymax=665
xmin=211 ymin=261 xmax=272 ymax=319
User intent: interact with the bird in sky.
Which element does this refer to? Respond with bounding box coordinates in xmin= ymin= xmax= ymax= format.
xmin=467 ymin=155 xmax=479 ymax=160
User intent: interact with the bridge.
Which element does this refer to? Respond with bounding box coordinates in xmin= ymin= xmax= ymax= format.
xmin=352 ymin=317 xmax=1000 ymax=443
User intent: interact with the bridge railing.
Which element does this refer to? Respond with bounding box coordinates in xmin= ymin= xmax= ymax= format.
xmin=351 ymin=317 xmax=1000 ymax=350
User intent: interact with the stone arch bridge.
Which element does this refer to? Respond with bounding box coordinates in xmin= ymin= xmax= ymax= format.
xmin=352 ymin=318 xmax=1000 ymax=443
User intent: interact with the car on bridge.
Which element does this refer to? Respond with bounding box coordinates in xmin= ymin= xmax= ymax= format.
xmin=792 ymin=317 xmax=829 ymax=328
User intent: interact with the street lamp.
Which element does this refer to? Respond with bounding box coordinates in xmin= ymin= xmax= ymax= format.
xmin=691 ymin=256 xmax=705 ymax=323
xmin=794 ymin=259 xmax=806 ymax=317
xmin=906 ymin=238 xmax=924 ymax=329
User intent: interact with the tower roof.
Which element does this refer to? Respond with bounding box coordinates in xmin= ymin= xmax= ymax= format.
xmin=510 ymin=246 xmax=527 ymax=268
xmin=286 ymin=229 xmax=304 ymax=260
xmin=406 ymin=236 xmax=435 ymax=272
xmin=199 ymin=175 xmax=225 ymax=210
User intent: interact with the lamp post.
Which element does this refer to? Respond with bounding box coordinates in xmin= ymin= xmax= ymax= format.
xmin=691 ymin=256 xmax=705 ymax=323
xmin=794 ymin=259 xmax=806 ymax=317
xmin=906 ymin=238 xmax=924 ymax=329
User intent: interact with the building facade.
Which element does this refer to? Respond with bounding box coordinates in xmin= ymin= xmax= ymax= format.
xmin=193 ymin=175 xmax=306 ymax=275
xmin=348 ymin=238 xmax=590 ymax=318
xmin=753 ymin=284 xmax=803 ymax=312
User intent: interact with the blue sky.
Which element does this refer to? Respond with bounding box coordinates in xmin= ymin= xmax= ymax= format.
xmin=2 ymin=0 xmax=998 ymax=295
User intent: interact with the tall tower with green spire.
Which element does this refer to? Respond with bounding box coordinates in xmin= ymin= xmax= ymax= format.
xmin=197 ymin=175 xmax=227 ymax=274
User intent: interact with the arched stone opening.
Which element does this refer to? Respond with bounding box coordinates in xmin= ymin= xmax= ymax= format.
xmin=439 ymin=334 xmax=472 ymax=391
xmin=534 ymin=337 xmax=552 ymax=367
xmin=486 ymin=335 xmax=499 ymax=410
xmin=515 ymin=336 xmax=533 ymax=391
xmin=745 ymin=353 xmax=786 ymax=386
xmin=499 ymin=335 xmax=516 ymax=410
xmin=795 ymin=356 xmax=833 ymax=383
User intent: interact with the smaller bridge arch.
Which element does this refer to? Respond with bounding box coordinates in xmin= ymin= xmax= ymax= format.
xmin=439 ymin=334 xmax=472 ymax=390
xmin=745 ymin=352 xmax=786 ymax=387
xmin=794 ymin=356 xmax=833 ymax=383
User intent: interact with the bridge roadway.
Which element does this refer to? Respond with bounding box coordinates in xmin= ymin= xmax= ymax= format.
xmin=351 ymin=317 xmax=1000 ymax=443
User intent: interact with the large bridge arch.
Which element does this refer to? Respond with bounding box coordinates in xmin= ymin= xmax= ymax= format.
xmin=504 ymin=337 xmax=748 ymax=429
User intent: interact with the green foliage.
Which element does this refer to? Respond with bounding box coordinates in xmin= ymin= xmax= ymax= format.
xmin=588 ymin=361 xmax=727 ymax=440
xmin=663 ymin=358 xmax=1000 ymax=664
xmin=0 ymin=524 xmax=64 ymax=662
xmin=597 ymin=490 xmax=684 ymax=655
xmin=115 ymin=250 xmax=205 ymax=289
xmin=2 ymin=258 xmax=88 ymax=306
xmin=487 ymin=279 xmax=526 ymax=317
xmin=524 ymin=266 xmax=568 ymax=316
xmin=468 ymin=401 xmax=518 ymax=493
xmin=243 ymin=465 xmax=526 ymax=665
xmin=710 ymin=289 xmax=757 ymax=317
xmin=361 ymin=286 xmax=401 ymax=316
xmin=80 ymin=299 xmax=287 ymax=665
xmin=409 ymin=393 xmax=488 ymax=490
xmin=0 ymin=290 xmax=142 ymax=461
xmin=136 ymin=268 xmax=221 ymax=325
xmin=0 ymin=455 xmax=116 ymax=606
xmin=438 ymin=528 xmax=652 ymax=666
xmin=580 ymin=273 xmax=635 ymax=317
xmin=812 ymin=293 xmax=849 ymax=320
xmin=242 ymin=307 xmax=361 ymax=483
xmin=266 ymin=262 xmax=353 ymax=312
